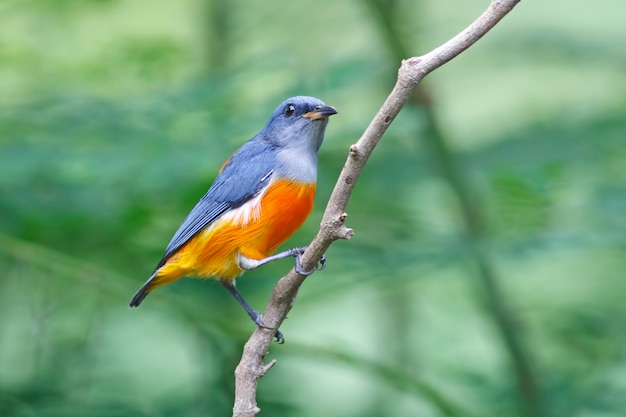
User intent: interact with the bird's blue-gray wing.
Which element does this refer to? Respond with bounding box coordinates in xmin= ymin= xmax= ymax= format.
xmin=156 ymin=139 xmax=276 ymax=268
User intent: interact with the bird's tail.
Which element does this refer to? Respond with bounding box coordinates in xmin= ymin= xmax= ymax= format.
xmin=129 ymin=272 xmax=157 ymax=307
xmin=129 ymin=266 xmax=185 ymax=307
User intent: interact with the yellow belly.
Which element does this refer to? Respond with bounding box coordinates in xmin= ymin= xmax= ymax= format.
xmin=147 ymin=179 xmax=316 ymax=291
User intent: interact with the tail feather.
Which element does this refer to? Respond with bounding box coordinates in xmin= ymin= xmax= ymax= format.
xmin=129 ymin=273 xmax=157 ymax=307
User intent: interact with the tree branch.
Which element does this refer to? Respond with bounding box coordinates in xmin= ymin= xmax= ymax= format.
xmin=232 ymin=1 xmax=521 ymax=415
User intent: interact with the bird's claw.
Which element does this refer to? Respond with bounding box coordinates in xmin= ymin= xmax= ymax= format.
xmin=251 ymin=312 xmax=284 ymax=344
xmin=316 ymin=254 xmax=327 ymax=271
xmin=293 ymin=249 xmax=327 ymax=276
xmin=273 ymin=330 xmax=285 ymax=344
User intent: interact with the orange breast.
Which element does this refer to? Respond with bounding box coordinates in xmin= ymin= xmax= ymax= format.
xmin=153 ymin=179 xmax=316 ymax=287
xmin=239 ymin=179 xmax=316 ymax=260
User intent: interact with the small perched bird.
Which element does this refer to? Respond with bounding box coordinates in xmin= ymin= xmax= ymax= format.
xmin=129 ymin=96 xmax=337 ymax=342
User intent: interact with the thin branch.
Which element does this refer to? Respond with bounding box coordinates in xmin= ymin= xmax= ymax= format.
xmin=232 ymin=1 xmax=521 ymax=415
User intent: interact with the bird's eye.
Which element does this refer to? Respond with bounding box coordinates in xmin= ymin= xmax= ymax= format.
xmin=284 ymin=104 xmax=295 ymax=117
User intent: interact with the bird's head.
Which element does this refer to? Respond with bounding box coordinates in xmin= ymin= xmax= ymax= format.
xmin=261 ymin=96 xmax=337 ymax=153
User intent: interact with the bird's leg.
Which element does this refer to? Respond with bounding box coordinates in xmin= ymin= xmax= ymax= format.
xmin=221 ymin=280 xmax=284 ymax=344
xmin=238 ymin=246 xmax=326 ymax=276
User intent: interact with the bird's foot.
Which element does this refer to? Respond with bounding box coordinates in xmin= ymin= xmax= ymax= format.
xmin=292 ymin=247 xmax=327 ymax=276
xmin=249 ymin=310 xmax=284 ymax=344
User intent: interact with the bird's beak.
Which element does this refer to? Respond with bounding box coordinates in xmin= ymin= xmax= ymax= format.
xmin=303 ymin=105 xmax=338 ymax=120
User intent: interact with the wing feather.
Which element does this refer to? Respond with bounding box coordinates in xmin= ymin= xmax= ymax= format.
xmin=156 ymin=138 xmax=275 ymax=268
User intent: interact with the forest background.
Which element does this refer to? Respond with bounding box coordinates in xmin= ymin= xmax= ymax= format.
xmin=1 ymin=1 xmax=625 ymax=416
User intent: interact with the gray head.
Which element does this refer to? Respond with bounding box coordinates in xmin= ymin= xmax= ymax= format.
xmin=260 ymin=96 xmax=337 ymax=154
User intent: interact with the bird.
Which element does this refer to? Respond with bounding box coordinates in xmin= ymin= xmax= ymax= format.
xmin=129 ymin=96 xmax=337 ymax=343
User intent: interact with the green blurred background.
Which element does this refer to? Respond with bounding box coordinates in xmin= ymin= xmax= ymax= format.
xmin=1 ymin=0 xmax=625 ymax=416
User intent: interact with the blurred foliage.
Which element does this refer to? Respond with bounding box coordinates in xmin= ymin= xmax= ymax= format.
xmin=1 ymin=0 xmax=626 ymax=416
